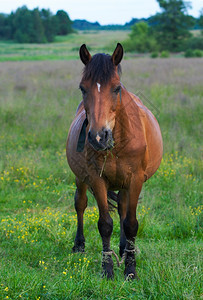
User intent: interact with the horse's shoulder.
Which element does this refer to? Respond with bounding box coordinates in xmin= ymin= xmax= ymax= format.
xmin=128 ymin=92 xmax=148 ymax=114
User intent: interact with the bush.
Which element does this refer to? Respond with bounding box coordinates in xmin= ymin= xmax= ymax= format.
xmin=185 ymin=49 xmax=203 ymax=57
xmin=151 ymin=52 xmax=159 ymax=58
xmin=123 ymin=22 xmax=158 ymax=53
xmin=184 ymin=49 xmax=195 ymax=57
xmin=193 ymin=49 xmax=202 ymax=57
xmin=160 ymin=51 xmax=170 ymax=58
xmin=185 ymin=35 xmax=203 ymax=50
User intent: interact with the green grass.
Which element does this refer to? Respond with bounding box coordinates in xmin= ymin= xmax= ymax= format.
xmin=0 ymin=31 xmax=129 ymax=62
xmin=0 ymin=47 xmax=202 ymax=298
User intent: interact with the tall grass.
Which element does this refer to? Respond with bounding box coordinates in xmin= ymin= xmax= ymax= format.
xmin=0 ymin=56 xmax=202 ymax=299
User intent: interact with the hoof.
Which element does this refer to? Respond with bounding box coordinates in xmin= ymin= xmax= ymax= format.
xmin=124 ymin=256 xmax=139 ymax=280
xmin=102 ymin=254 xmax=114 ymax=280
xmin=125 ymin=271 xmax=139 ymax=281
xmin=102 ymin=269 xmax=114 ymax=280
xmin=72 ymin=244 xmax=85 ymax=253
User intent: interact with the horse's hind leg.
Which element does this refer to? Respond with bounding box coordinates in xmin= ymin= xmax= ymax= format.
xmin=123 ymin=175 xmax=143 ymax=280
xmin=72 ymin=177 xmax=88 ymax=253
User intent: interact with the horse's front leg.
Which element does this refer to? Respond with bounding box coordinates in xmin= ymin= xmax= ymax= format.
xmin=123 ymin=174 xmax=144 ymax=280
xmin=117 ymin=190 xmax=127 ymax=257
xmin=92 ymin=178 xmax=114 ymax=279
xmin=72 ymin=178 xmax=88 ymax=253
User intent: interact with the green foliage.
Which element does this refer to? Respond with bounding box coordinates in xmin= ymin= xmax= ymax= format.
xmin=150 ymin=51 xmax=159 ymax=58
xmin=55 ymin=10 xmax=73 ymax=36
xmin=185 ymin=48 xmax=203 ymax=57
xmin=151 ymin=0 xmax=194 ymax=51
xmin=193 ymin=49 xmax=203 ymax=57
xmin=184 ymin=49 xmax=195 ymax=57
xmin=185 ymin=34 xmax=203 ymax=50
xmin=0 ymin=6 xmax=73 ymax=43
xmin=160 ymin=50 xmax=170 ymax=58
xmin=123 ymin=22 xmax=158 ymax=53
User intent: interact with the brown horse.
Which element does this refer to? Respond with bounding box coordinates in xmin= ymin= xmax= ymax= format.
xmin=66 ymin=43 xmax=163 ymax=279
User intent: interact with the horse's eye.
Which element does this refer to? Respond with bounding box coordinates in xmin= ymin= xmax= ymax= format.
xmin=79 ymin=85 xmax=87 ymax=96
xmin=114 ymin=86 xmax=121 ymax=94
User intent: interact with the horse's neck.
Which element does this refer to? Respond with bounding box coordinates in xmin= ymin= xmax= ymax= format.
xmin=117 ymin=88 xmax=139 ymax=125
xmin=114 ymin=88 xmax=143 ymax=143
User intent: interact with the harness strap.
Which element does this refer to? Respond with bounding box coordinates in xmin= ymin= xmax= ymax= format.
xmin=119 ymin=88 xmax=122 ymax=103
xmin=76 ymin=117 xmax=88 ymax=152
xmin=102 ymin=247 xmax=137 ymax=267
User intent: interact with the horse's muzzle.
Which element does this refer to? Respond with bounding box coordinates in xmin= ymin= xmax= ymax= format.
xmin=88 ymin=128 xmax=114 ymax=151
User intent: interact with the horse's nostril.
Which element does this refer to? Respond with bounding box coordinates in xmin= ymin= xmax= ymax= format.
xmin=101 ymin=128 xmax=110 ymax=141
xmin=104 ymin=130 xmax=108 ymax=140
xmin=88 ymin=128 xmax=113 ymax=150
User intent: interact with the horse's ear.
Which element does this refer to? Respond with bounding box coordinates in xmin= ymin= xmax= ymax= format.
xmin=80 ymin=44 xmax=91 ymax=65
xmin=112 ymin=43 xmax=123 ymax=66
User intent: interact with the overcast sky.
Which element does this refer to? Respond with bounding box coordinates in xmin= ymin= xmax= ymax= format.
xmin=1 ymin=0 xmax=202 ymax=25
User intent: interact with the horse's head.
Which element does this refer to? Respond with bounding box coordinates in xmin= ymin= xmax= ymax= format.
xmin=79 ymin=43 xmax=123 ymax=151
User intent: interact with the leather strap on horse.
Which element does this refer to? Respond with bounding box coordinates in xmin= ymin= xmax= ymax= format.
xmin=76 ymin=117 xmax=88 ymax=152
xmin=102 ymin=248 xmax=136 ymax=267
xmin=119 ymin=88 xmax=122 ymax=104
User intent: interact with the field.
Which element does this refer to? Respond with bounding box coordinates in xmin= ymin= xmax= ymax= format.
xmin=0 ymin=31 xmax=202 ymax=299
xmin=0 ymin=31 xmax=129 ymax=62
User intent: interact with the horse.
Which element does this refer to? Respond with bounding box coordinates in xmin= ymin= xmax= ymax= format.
xmin=66 ymin=43 xmax=163 ymax=279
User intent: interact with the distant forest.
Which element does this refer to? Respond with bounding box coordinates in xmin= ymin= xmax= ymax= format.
xmin=0 ymin=2 xmax=202 ymax=53
xmin=0 ymin=6 xmax=73 ymax=43
xmin=72 ymin=16 xmax=201 ymax=31
xmin=72 ymin=18 xmax=151 ymax=31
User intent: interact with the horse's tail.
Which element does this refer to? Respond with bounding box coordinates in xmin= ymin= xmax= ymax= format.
xmin=107 ymin=190 xmax=142 ymax=211
xmin=107 ymin=191 xmax=118 ymax=210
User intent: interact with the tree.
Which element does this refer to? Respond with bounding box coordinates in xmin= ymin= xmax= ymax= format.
xmin=0 ymin=6 xmax=74 ymax=43
xmin=55 ymin=10 xmax=73 ymax=35
xmin=198 ymin=9 xmax=203 ymax=29
xmin=40 ymin=9 xmax=55 ymax=42
xmin=32 ymin=9 xmax=46 ymax=43
xmin=13 ymin=6 xmax=34 ymax=43
xmin=123 ymin=22 xmax=158 ymax=52
xmin=151 ymin=0 xmax=194 ymax=51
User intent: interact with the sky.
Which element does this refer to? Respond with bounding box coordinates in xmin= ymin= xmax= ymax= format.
xmin=1 ymin=0 xmax=202 ymax=25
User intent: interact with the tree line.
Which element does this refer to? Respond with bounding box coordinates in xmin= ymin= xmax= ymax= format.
xmin=123 ymin=0 xmax=203 ymax=53
xmin=0 ymin=6 xmax=73 ymax=43
xmin=0 ymin=1 xmax=202 ymax=53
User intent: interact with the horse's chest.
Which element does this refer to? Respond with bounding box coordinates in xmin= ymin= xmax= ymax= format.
xmin=104 ymin=158 xmax=133 ymax=189
xmin=88 ymin=154 xmax=135 ymax=189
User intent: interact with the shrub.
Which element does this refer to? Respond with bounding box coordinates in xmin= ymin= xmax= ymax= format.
xmin=160 ymin=51 xmax=170 ymax=58
xmin=184 ymin=49 xmax=195 ymax=57
xmin=184 ymin=49 xmax=202 ymax=58
xmin=123 ymin=22 xmax=158 ymax=53
xmin=185 ymin=35 xmax=203 ymax=50
xmin=151 ymin=52 xmax=159 ymax=58
xmin=193 ymin=49 xmax=202 ymax=57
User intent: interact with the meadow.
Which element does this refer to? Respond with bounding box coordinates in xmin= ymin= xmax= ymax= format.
xmin=0 ymin=31 xmax=202 ymax=299
xmin=0 ymin=31 xmax=129 ymax=62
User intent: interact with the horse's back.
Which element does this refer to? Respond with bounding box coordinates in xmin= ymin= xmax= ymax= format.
xmin=129 ymin=92 xmax=163 ymax=180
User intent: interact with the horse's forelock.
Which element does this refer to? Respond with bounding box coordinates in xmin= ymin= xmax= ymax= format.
xmin=82 ymin=53 xmax=121 ymax=85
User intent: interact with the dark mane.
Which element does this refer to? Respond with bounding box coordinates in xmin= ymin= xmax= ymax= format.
xmin=82 ymin=53 xmax=121 ymax=85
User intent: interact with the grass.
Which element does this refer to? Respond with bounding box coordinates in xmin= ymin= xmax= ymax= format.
xmin=0 ymin=42 xmax=202 ymax=299
xmin=0 ymin=31 xmax=129 ymax=62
